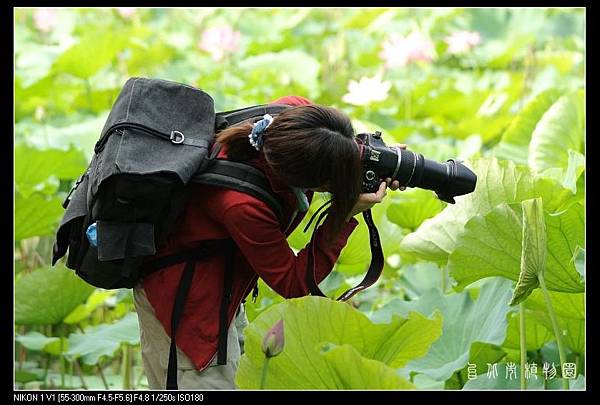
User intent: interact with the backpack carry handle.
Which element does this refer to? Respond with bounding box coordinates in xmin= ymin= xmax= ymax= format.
xmin=215 ymin=104 xmax=291 ymax=131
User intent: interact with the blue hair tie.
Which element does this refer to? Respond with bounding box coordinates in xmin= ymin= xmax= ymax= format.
xmin=248 ymin=114 xmax=274 ymax=151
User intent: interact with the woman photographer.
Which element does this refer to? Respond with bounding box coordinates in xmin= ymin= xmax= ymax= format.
xmin=133 ymin=95 xmax=405 ymax=389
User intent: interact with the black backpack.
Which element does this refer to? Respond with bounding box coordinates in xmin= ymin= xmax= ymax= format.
xmin=52 ymin=77 xmax=290 ymax=289
xmin=51 ymin=77 xmax=291 ymax=389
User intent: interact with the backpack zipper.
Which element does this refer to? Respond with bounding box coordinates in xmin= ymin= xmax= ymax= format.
xmin=94 ymin=122 xmax=182 ymax=153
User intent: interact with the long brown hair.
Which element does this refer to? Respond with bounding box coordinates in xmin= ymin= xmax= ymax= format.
xmin=216 ymin=104 xmax=362 ymax=241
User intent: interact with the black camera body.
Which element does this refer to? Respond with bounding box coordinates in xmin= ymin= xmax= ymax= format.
xmin=356 ymin=132 xmax=477 ymax=204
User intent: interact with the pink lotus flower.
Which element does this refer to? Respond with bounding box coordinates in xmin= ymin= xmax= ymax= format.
xmin=342 ymin=73 xmax=392 ymax=106
xmin=198 ymin=25 xmax=241 ymax=61
xmin=33 ymin=8 xmax=58 ymax=33
xmin=445 ymin=30 xmax=481 ymax=54
xmin=379 ymin=31 xmax=436 ymax=69
xmin=116 ymin=8 xmax=137 ymax=18
xmin=262 ymin=319 xmax=284 ymax=358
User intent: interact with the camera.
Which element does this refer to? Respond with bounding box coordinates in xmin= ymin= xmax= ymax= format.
xmin=356 ymin=132 xmax=477 ymax=204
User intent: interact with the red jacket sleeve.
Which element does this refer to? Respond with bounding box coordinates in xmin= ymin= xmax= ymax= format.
xmin=222 ymin=200 xmax=359 ymax=298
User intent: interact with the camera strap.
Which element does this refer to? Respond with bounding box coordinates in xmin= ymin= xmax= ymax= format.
xmin=305 ymin=208 xmax=384 ymax=302
xmin=305 ymin=207 xmax=331 ymax=297
xmin=337 ymin=209 xmax=384 ymax=301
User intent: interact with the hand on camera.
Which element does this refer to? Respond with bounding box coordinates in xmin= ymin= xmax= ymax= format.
xmin=346 ymin=181 xmax=387 ymax=221
xmin=347 ymin=177 xmax=407 ymax=221
xmin=347 ymin=143 xmax=408 ymax=221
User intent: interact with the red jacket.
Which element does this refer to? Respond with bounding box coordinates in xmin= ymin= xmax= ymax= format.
xmin=142 ymin=95 xmax=359 ymax=371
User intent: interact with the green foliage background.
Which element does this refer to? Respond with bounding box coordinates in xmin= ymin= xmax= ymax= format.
xmin=14 ymin=7 xmax=585 ymax=390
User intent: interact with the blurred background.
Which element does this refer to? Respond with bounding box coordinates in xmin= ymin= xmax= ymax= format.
xmin=14 ymin=8 xmax=584 ymax=390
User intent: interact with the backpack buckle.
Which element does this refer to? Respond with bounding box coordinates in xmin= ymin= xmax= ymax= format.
xmin=170 ymin=130 xmax=185 ymax=144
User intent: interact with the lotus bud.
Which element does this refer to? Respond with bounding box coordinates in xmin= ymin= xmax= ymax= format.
xmin=262 ymin=319 xmax=284 ymax=358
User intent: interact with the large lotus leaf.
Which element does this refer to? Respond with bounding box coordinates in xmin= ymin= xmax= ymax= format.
xmin=236 ymin=8 xmax=310 ymax=44
xmin=412 ymin=86 xmax=488 ymax=123
xmin=502 ymin=311 xmax=553 ymax=363
xmin=493 ymin=89 xmax=562 ymax=164
xmin=63 ymin=290 xmax=116 ymax=325
xmin=15 ymin=192 xmax=64 ymax=241
xmin=532 ymin=316 xmax=585 ymax=356
xmin=523 ymin=290 xmax=585 ymax=355
xmin=386 ymin=188 xmax=443 ymax=231
xmin=371 ymin=278 xmax=513 ymax=382
xmin=525 ymin=289 xmax=584 ymax=320
xmin=396 ymin=262 xmax=442 ymax=300
xmin=528 ymin=92 xmax=584 ymax=173
xmin=19 ymin=115 xmax=108 ymax=160
xmin=320 ymin=344 xmax=415 ymax=389
xmin=445 ymin=114 xmax=513 ymax=143
xmin=15 ymin=144 xmax=87 ymax=198
xmin=15 ymin=41 xmax=62 ymax=87
xmin=448 ymin=202 xmax=584 ymax=293
xmin=16 ymin=369 xmax=46 ymax=385
xmin=53 ymin=30 xmax=130 ymax=79
xmin=238 ymin=51 xmax=321 ymax=98
xmin=335 ymin=196 xmax=405 ymax=276
xmin=66 ymin=312 xmax=140 ymax=365
xmin=412 ymin=374 xmax=445 ymax=390
xmin=400 ymin=158 xmax=577 ymax=263
xmin=404 ymin=135 xmax=482 ymax=164
xmin=539 ymin=149 xmax=585 ymax=195
xmin=15 ymin=266 xmax=94 ymax=325
xmin=236 ymin=296 xmax=442 ymax=389
xmin=15 ymin=73 xmax=84 ymax=120
xmin=15 ymin=331 xmax=66 ymax=356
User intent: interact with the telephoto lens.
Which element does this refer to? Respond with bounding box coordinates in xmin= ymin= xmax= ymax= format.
xmin=356 ymin=132 xmax=477 ymax=204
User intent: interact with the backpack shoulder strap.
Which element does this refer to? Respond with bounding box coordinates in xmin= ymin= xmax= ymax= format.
xmin=191 ymin=159 xmax=285 ymax=225
xmin=205 ymin=103 xmax=292 ymax=224
xmin=215 ymin=104 xmax=291 ymax=131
